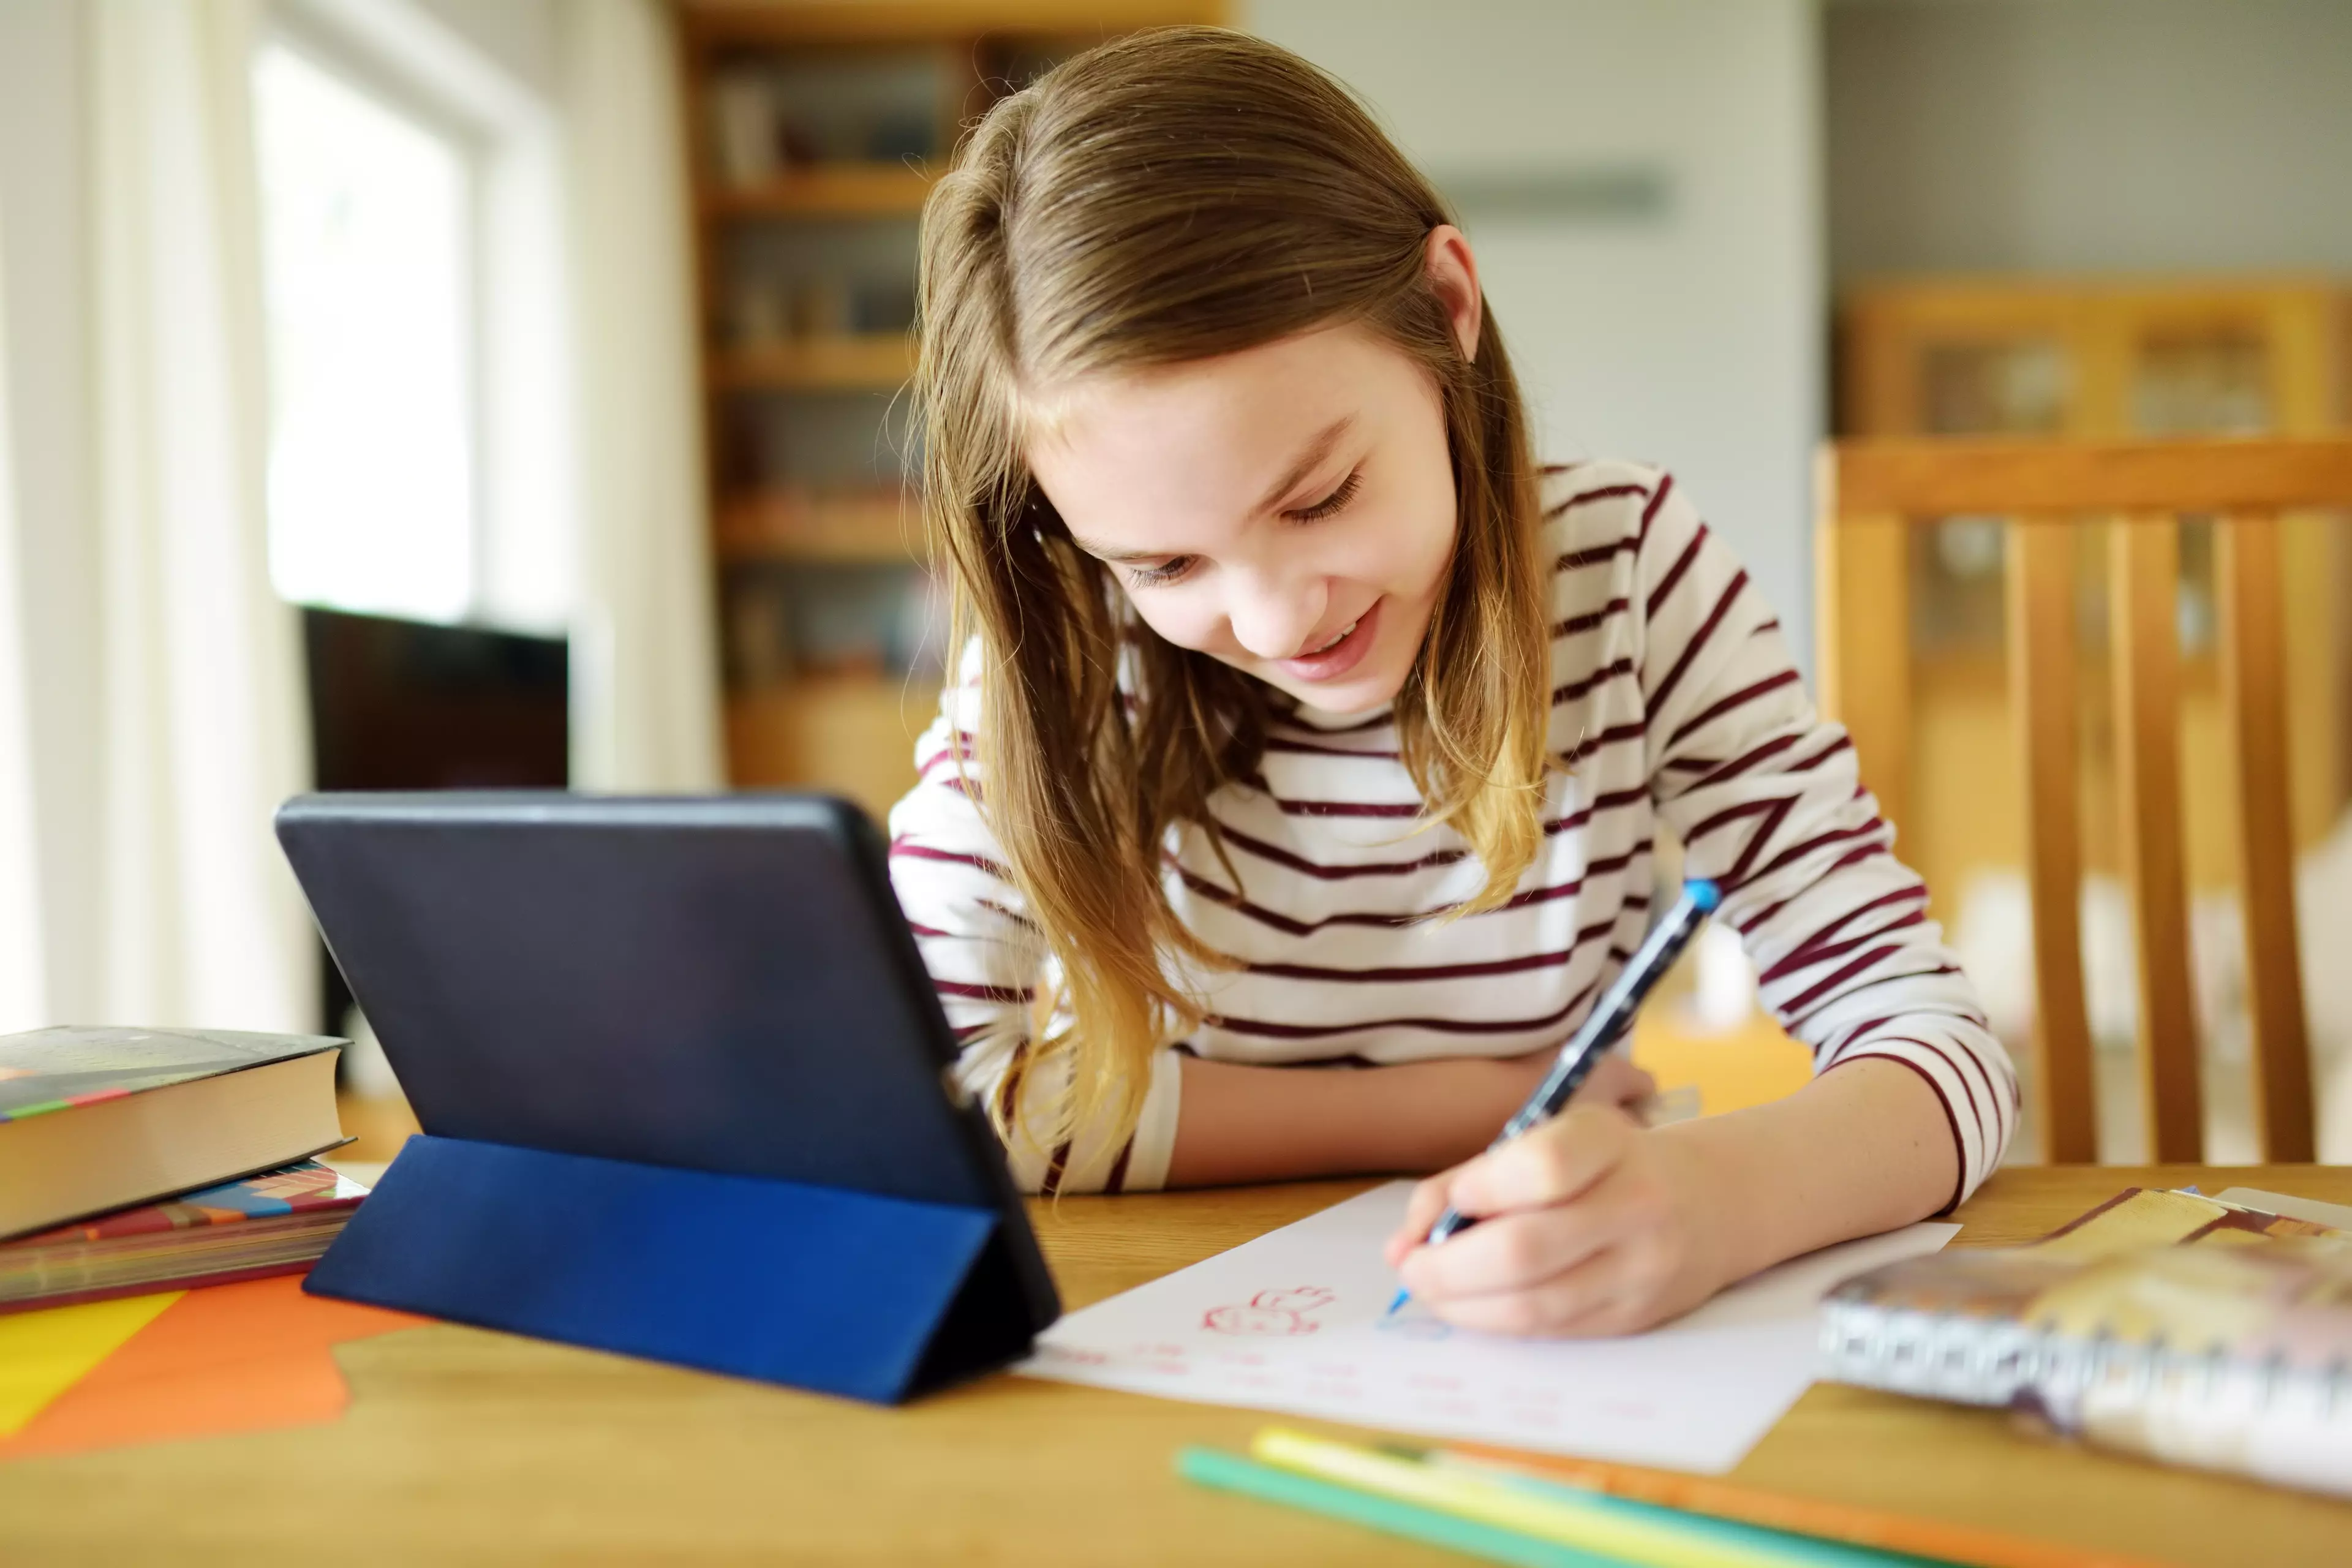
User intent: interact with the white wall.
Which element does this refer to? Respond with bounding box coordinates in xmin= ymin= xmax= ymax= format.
xmin=1828 ymin=0 xmax=2352 ymax=279
xmin=0 ymin=0 xmax=101 ymax=1017
xmin=1246 ymin=0 xmax=1826 ymax=662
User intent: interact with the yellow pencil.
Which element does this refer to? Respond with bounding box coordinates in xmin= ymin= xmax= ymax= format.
xmin=1251 ymin=1427 xmax=1852 ymax=1568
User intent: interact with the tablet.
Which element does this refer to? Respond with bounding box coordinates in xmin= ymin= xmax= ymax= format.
xmin=274 ymin=791 xmax=1058 ymax=1336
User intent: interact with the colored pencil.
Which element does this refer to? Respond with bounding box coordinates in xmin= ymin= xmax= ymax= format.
xmin=1440 ymin=1441 xmax=2165 ymax=1568
xmin=1251 ymin=1427 xmax=1912 ymax=1568
xmin=1178 ymin=1446 xmax=1635 ymax=1567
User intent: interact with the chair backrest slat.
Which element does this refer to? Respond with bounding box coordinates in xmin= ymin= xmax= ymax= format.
xmin=1812 ymin=500 xmax=1912 ymax=834
xmin=2108 ymin=518 xmax=2204 ymax=1161
xmin=2217 ymin=511 xmax=2317 ymax=1161
xmin=1819 ymin=436 xmax=2350 ymax=1164
xmin=2003 ymin=521 xmax=2097 ymax=1163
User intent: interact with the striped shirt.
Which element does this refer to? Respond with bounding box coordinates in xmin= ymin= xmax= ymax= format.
xmin=887 ymin=461 xmax=2017 ymax=1202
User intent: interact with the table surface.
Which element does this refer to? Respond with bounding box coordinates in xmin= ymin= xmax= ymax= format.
xmin=4 ymin=1166 xmax=2351 ymax=1566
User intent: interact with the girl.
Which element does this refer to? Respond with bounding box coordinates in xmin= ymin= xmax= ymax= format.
xmin=891 ymin=28 xmax=2015 ymax=1337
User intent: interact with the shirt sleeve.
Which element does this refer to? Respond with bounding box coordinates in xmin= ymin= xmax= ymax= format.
xmin=884 ymin=647 xmax=1185 ymax=1194
xmin=1628 ymin=474 xmax=2019 ymax=1209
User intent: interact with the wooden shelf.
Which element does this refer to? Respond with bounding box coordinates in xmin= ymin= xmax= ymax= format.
xmin=726 ymin=675 xmax=943 ymax=821
xmin=703 ymin=165 xmax=933 ymax=219
xmin=717 ymin=490 xmax=927 ymax=564
xmin=709 ymin=335 xmax=916 ymax=393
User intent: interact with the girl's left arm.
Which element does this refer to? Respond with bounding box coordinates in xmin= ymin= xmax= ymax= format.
xmin=1389 ymin=472 xmax=2012 ymax=1334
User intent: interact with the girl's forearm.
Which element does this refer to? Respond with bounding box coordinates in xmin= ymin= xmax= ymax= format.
xmin=1163 ymin=1054 xmax=1536 ymax=1188
xmin=1657 ymin=1057 xmax=1961 ymax=1283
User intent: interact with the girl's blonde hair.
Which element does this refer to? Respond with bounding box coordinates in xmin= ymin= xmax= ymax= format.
xmin=915 ymin=26 xmax=1549 ymax=1159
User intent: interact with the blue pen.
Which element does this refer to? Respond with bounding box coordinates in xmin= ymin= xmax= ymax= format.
xmin=1387 ymin=878 xmax=1722 ymax=1316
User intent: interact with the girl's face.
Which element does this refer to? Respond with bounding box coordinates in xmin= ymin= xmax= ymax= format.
xmin=1023 ymin=229 xmax=1483 ymax=717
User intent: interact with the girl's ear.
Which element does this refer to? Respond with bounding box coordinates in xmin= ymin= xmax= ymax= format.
xmin=1422 ymin=224 xmax=1483 ymax=363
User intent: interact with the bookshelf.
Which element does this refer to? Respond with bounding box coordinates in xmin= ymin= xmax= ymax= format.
xmin=676 ymin=1 xmax=1224 ymax=821
xmin=1834 ymin=279 xmax=2352 ymax=911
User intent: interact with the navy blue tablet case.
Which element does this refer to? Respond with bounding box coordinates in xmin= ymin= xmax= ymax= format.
xmin=276 ymin=793 xmax=1059 ymax=1404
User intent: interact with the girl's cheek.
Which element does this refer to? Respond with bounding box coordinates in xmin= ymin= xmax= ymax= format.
xmin=1132 ymin=596 xmax=1223 ymax=655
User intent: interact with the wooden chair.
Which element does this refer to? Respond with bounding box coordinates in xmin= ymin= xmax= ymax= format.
xmin=1815 ymin=436 xmax=2352 ymax=1163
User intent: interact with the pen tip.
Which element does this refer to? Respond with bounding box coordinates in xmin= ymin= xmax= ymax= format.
xmin=1686 ymin=879 xmax=1721 ymax=913
xmin=1384 ymin=1287 xmax=1409 ymax=1317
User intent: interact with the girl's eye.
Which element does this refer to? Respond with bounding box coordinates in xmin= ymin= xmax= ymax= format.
xmin=1127 ymin=556 xmax=1197 ymax=589
xmin=1286 ymin=469 xmax=1362 ymax=522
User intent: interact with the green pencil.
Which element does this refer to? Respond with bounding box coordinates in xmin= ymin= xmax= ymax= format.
xmin=1178 ymin=1446 xmax=1643 ymax=1568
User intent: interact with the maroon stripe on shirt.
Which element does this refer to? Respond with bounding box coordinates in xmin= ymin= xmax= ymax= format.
xmin=1741 ymin=817 xmax=1890 ymax=891
xmin=1686 ymin=793 xmax=1785 ymax=846
xmin=935 ymin=979 xmax=1033 ymax=1005
xmin=889 ymin=839 xmax=1012 ymax=879
xmin=1551 ymin=656 xmax=1637 ymax=707
xmin=1265 ymin=793 xmax=1424 ymax=820
xmin=1211 ymin=787 xmax=1649 ymax=880
xmin=1552 ymin=596 xmax=1631 ymax=640
xmin=1733 ymin=846 xmax=1909 ymax=937
xmin=1545 ymin=483 xmax=1649 ymax=519
xmin=1645 ymin=569 xmax=1749 ymax=714
xmin=1104 ymin=1137 xmax=1135 ymax=1195
xmin=1758 ymin=886 xmax=1929 ymax=984
xmin=1644 ymin=529 xmax=1706 ymax=620
xmin=1678 ymin=733 xmax=1801 ymax=795
xmin=1814 ymin=1012 xmax=1902 ymax=1060
xmin=1724 ymin=795 xmax=1799 ymax=887
xmin=1557 ymin=537 xmax=1637 ymax=572
xmin=1208 ymin=974 xmax=1607 ymax=1042
xmin=1561 ymin=722 xmax=1648 ymax=766
xmin=1788 ymin=734 xmax=1855 ymax=774
xmin=1784 ymin=963 xmax=1963 ymax=1033
xmin=1664 ymin=668 xmax=1800 ymax=751
xmin=995 ymin=1041 xmax=1030 ymax=1123
xmin=1880 ymin=1035 xmax=1993 ymax=1158
xmin=1778 ymin=942 xmax=1908 ymax=1017
xmin=1265 ymin=736 xmax=1402 ymax=759
xmin=1638 ymin=472 xmax=1676 ymax=538
xmin=1243 ymin=913 xmax=1628 ymax=984
xmin=1038 ymin=1139 xmax=1075 ymax=1198
xmin=1173 ymin=848 xmax=1648 ymax=937
xmin=1820 ymin=1050 xmax=1966 ymax=1215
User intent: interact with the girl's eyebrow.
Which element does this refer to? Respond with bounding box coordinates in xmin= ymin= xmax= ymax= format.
xmin=1068 ymin=414 xmax=1357 ymax=563
xmin=1253 ymin=415 xmax=1354 ymax=513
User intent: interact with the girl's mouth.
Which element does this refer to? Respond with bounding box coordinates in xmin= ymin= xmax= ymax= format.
xmin=1277 ymin=597 xmax=1382 ymax=683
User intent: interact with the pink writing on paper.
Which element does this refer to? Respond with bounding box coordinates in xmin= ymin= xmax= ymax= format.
xmin=1202 ymin=1286 xmax=1335 ymax=1336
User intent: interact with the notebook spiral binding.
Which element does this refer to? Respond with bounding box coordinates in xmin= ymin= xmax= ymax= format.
xmin=1818 ymin=1301 xmax=2352 ymax=1431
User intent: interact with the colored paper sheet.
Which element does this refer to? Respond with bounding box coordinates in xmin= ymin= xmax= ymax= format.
xmin=0 ymin=1275 xmax=424 ymax=1459
xmin=1020 ymin=1182 xmax=1956 ymax=1474
xmin=0 ymin=1291 xmax=183 ymax=1435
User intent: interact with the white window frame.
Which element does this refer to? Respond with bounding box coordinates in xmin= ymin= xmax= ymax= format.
xmin=260 ymin=0 xmax=573 ymax=635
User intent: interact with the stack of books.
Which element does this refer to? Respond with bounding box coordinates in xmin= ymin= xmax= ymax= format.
xmin=0 ymin=1025 xmax=367 ymax=1314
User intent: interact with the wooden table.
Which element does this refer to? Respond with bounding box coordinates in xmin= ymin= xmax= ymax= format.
xmin=3 ymin=1166 xmax=2350 ymax=1565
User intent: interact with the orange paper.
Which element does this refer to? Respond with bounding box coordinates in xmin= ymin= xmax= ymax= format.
xmin=0 ymin=1275 xmax=424 ymax=1458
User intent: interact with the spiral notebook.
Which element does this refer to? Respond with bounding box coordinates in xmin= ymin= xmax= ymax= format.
xmin=1820 ymin=1186 xmax=2352 ymax=1498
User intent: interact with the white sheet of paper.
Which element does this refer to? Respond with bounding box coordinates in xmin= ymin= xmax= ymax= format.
xmin=1017 ymin=1182 xmax=1956 ymax=1473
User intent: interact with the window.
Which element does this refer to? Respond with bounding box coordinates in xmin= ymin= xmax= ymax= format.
xmin=253 ymin=40 xmax=477 ymax=623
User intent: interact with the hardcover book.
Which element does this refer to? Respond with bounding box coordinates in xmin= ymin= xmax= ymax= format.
xmin=0 ymin=1027 xmax=348 ymax=1239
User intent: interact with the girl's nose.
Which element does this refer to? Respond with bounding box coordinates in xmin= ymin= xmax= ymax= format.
xmin=1226 ymin=570 xmax=1329 ymax=662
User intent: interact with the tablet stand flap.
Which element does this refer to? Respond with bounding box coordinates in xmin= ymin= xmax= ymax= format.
xmin=304 ymin=1135 xmax=1028 ymax=1404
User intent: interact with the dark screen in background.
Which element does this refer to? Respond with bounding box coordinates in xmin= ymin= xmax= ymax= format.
xmin=303 ymin=607 xmax=570 ymax=1037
